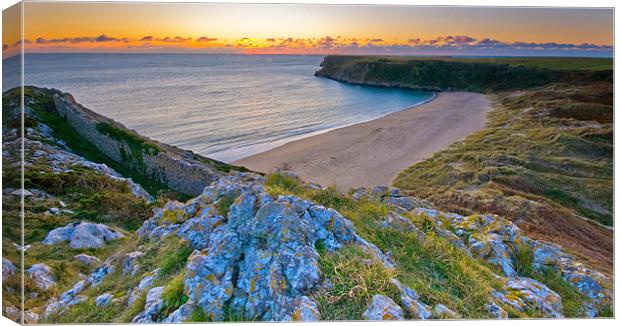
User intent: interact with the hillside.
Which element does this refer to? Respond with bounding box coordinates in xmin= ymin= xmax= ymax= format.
xmin=315 ymin=56 xmax=613 ymax=275
xmin=2 ymin=71 xmax=614 ymax=323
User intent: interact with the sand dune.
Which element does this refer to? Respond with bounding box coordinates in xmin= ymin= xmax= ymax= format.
xmin=235 ymin=92 xmax=490 ymax=191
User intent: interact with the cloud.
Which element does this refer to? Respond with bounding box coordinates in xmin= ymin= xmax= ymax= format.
xmin=197 ymin=36 xmax=218 ymax=43
xmin=15 ymin=33 xmax=612 ymax=57
xmin=161 ymin=36 xmax=192 ymax=42
xmin=33 ymin=34 xmax=124 ymax=44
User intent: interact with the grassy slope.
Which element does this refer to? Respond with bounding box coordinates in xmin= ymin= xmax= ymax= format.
xmin=264 ymin=174 xmax=604 ymax=319
xmin=318 ymin=56 xmax=614 ymax=274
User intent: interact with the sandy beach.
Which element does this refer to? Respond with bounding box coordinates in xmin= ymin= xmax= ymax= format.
xmin=235 ymin=92 xmax=490 ymax=191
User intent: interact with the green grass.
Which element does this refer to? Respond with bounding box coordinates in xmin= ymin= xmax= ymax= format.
xmin=215 ymin=193 xmax=237 ymax=217
xmin=161 ymin=272 xmax=188 ymax=316
xmin=312 ymin=245 xmax=400 ymax=320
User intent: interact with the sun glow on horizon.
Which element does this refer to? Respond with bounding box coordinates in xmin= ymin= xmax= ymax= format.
xmin=2 ymin=2 xmax=613 ymax=58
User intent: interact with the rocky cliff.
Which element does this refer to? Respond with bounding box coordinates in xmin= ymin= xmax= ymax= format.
xmin=19 ymin=87 xmax=247 ymax=197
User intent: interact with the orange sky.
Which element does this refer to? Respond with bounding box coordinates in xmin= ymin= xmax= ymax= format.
xmin=2 ymin=2 xmax=614 ymax=57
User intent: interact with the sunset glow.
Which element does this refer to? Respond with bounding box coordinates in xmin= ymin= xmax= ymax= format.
xmin=2 ymin=2 xmax=614 ymax=57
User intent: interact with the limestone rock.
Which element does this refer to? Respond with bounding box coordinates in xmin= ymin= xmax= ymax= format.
xmin=122 ymin=251 xmax=144 ymax=276
xmin=3 ymin=258 xmax=18 ymax=281
xmin=287 ymin=296 xmax=321 ymax=321
xmin=128 ymin=269 xmax=160 ymax=307
xmin=43 ymin=221 xmax=123 ymax=248
xmin=485 ymin=302 xmax=508 ymax=319
xmin=164 ymin=303 xmax=196 ymax=323
xmin=362 ymin=294 xmax=404 ymax=320
xmin=75 ymin=254 xmax=101 ymax=268
xmin=27 ymin=263 xmax=56 ymax=290
xmin=96 ymin=293 xmax=113 ymax=307
xmin=132 ymin=286 xmax=164 ymax=323
xmin=492 ymin=277 xmax=563 ymax=318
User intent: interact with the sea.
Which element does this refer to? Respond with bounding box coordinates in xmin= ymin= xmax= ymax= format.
xmin=3 ymin=53 xmax=433 ymax=162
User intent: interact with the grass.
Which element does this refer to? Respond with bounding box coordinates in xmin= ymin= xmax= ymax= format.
xmin=161 ymin=271 xmax=188 ymax=316
xmin=312 ymin=245 xmax=400 ymax=320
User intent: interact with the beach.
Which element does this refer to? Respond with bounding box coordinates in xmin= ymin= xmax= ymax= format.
xmin=235 ymin=92 xmax=490 ymax=191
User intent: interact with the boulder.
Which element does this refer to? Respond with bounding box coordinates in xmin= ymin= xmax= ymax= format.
xmin=164 ymin=303 xmax=196 ymax=323
xmin=132 ymin=286 xmax=164 ymax=323
xmin=74 ymin=254 xmax=101 ymax=268
xmin=96 ymin=293 xmax=113 ymax=307
xmin=27 ymin=263 xmax=56 ymax=290
xmin=362 ymin=294 xmax=404 ymax=320
xmin=43 ymin=222 xmax=123 ymax=248
xmin=492 ymin=277 xmax=563 ymax=318
xmin=3 ymin=258 xmax=18 ymax=281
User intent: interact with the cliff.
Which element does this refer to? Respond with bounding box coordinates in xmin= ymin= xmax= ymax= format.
xmin=12 ymin=87 xmax=248 ymax=197
xmin=315 ymin=55 xmax=612 ymax=92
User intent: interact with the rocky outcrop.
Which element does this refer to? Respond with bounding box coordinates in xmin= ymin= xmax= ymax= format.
xmin=410 ymin=207 xmax=612 ymax=315
xmin=352 ymin=185 xmax=434 ymax=212
xmin=134 ymin=172 xmax=397 ymax=321
xmin=492 ymin=277 xmax=563 ymax=318
xmin=36 ymin=170 xmax=613 ymax=321
xmin=43 ymin=222 xmax=124 ymax=249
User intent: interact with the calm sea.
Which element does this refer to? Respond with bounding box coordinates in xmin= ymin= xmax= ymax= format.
xmin=3 ymin=53 xmax=433 ymax=162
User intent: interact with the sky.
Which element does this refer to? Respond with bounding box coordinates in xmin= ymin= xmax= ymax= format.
xmin=2 ymin=2 xmax=614 ymax=57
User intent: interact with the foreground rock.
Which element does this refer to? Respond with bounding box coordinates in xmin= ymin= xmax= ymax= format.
xmin=43 ymin=221 xmax=124 ymax=248
xmin=135 ymin=172 xmax=395 ymax=321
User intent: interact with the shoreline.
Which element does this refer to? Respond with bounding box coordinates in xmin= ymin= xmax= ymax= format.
xmin=234 ymin=91 xmax=490 ymax=191
xmin=209 ymin=92 xmax=437 ymax=162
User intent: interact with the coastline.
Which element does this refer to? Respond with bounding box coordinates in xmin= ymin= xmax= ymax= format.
xmin=209 ymin=92 xmax=437 ymax=162
xmin=234 ymin=91 xmax=490 ymax=191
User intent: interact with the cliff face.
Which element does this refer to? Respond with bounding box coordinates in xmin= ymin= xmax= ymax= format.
xmin=23 ymin=86 xmax=246 ymax=197
xmin=314 ymin=55 xmax=612 ymax=92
